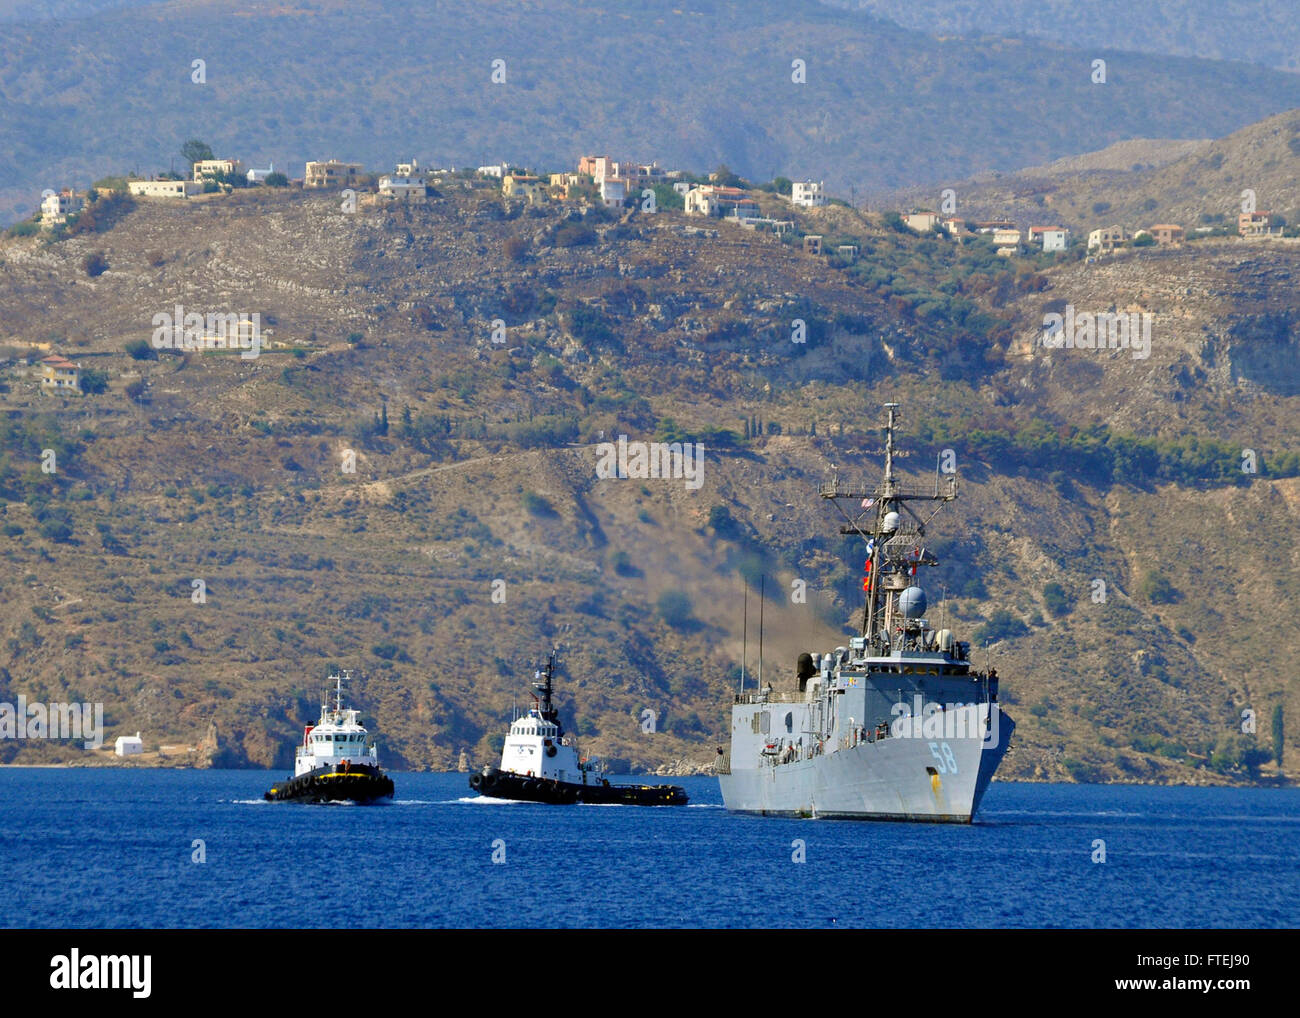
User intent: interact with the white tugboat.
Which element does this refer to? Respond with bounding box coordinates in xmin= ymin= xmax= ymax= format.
xmin=470 ymin=653 xmax=687 ymax=806
xmin=717 ymin=403 xmax=1015 ymax=821
xmin=265 ymin=671 xmax=394 ymax=803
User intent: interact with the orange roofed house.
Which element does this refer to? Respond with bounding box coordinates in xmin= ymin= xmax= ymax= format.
xmin=40 ymin=355 xmax=80 ymax=394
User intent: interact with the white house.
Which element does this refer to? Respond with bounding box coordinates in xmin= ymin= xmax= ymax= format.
xmin=598 ymin=177 xmax=626 ymax=209
xmin=477 ymin=163 xmax=508 ymax=179
xmin=1029 ymin=226 xmax=1069 ymax=251
xmin=379 ymin=158 xmax=429 ymax=199
xmin=128 ymin=179 xmax=203 ymax=199
xmin=791 ymin=180 xmax=826 ymax=207
xmin=41 ymin=189 xmax=85 ymax=226
xmin=115 ymin=732 xmax=144 ymax=756
xmin=685 ymin=185 xmax=757 ymax=219
xmin=246 ymin=163 xmax=276 ymax=184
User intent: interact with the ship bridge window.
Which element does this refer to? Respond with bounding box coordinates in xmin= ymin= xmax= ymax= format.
xmin=784 ymin=712 xmax=793 ymax=733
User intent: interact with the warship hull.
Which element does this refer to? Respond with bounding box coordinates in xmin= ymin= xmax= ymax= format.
xmin=719 ymin=713 xmax=1014 ymax=822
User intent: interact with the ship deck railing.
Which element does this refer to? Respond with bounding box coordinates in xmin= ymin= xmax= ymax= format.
xmin=734 ymin=690 xmax=808 ymax=705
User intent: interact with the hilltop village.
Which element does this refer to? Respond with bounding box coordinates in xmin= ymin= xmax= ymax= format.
xmin=15 ymin=142 xmax=1297 ymax=394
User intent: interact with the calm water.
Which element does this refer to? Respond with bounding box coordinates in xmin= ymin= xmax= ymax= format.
xmin=1 ymin=770 xmax=1296 ymax=928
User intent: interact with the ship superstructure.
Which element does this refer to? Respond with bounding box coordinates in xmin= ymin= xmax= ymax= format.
xmin=718 ymin=403 xmax=1015 ymax=821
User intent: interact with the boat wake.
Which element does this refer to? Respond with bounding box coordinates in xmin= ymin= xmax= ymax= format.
xmin=454 ymin=795 xmax=525 ymax=805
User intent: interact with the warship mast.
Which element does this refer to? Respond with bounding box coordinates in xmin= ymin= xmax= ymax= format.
xmin=821 ymin=402 xmax=957 ymax=653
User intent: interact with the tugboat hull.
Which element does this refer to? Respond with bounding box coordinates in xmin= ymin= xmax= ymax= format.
xmin=265 ymin=764 xmax=394 ymax=804
xmin=471 ymin=767 xmax=686 ymax=806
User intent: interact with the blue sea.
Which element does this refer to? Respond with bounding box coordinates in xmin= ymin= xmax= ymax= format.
xmin=2 ymin=770 xmax=1296 ymax=929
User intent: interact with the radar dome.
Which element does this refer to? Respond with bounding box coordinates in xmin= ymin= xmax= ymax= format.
xmin=881 ymin=511 xmax=900 ymax=533
xmin=898 ymin=586 xmax=927 ymax=619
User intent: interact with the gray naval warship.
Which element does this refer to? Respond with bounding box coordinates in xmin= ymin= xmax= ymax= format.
xmin=718 ymin=403 xmax=1015 ymax=822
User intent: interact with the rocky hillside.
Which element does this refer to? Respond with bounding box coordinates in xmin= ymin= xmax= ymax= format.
xmin=0 ymin=173 xmax=1296 ymax=785
xmin=882 ymin=109 xmax=1300 ymax=238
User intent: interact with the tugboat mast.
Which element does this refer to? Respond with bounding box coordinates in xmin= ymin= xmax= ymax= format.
xmin=531 ymin=651 xmax=564 ymax=737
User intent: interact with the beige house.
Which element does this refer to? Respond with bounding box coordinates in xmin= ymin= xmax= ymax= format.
xmin=304 ymin=160 xmax=363 ymax=189
xmin=128 ymin=179 xmax=202 ymax=199
xmin=903 ymin=211 xmax=940 ymax=232
xmin=1149 ymin=224 xmax=1185 ymax=246
xmin=192 ymin=158 xmax=245 ymax=181
xmin=803 ymin=235 xmax=823 ymax=255
xmin=616 ymin=162 xmax=667 ymax=191
xmin=1238 ymin=211 xmax=1278 ymax=237
xmin=502 ymin=174 xmax=544 ymax=201
xmin=992 ymin=228 xmax=1022 ymax=247
xmin=40 ymin=355 xmax=80 ymax=394
xmin=1087 ymin=225 xmax=1129 ymax=252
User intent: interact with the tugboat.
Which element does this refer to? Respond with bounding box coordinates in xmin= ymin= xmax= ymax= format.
xmin=717 ymin=402 xmax=1015 ymax=822
xmin=265 ymin=671 xmax=394 ymax=804
xmin=470 ymin=653 xmax=687 ymax=806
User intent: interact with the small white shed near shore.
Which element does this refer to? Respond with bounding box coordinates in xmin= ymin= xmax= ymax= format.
xmin=114 ymin=732 xmax=144 ymax=757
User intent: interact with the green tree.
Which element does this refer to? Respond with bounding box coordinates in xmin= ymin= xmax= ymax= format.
xmin=1273 ymin=705 xmax=1285 ymax=768
xmin=712 ymin=163 xmax=743 ymax=188
xmin=264 ymin=172 xmax=289 ymax=187
xmin=125 ymin=338 xmax=156 ymax=360
xmin=79 ymin=368 xmax=109 ymax=394
xmin=522 ymin=491 xmax=554 ymax=517
xmin=1138 ymin=570 xmax=1180 ymax=604
xmin=82 ymin=251 xmax=108 ymax=277
xmin=180 ymin=139 xmax=214 ymax=167
xmin=973 ymin=609 xmax=1029 ymax=644
xmin=1043 ymin=581 xmax=1073 ymax=617
xmin=657 ymin=589 xmax=695 ymax=629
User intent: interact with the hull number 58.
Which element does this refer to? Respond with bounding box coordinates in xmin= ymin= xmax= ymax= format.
xmin=929 ymin=742 xmax=958 ymax=774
